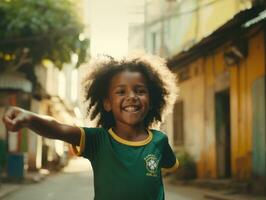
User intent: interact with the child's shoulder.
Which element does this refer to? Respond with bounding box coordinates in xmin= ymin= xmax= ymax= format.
xmin=149 ymin=129 xmax=168 ymax=142
xmin=81 ymin=127 xmax=108 ymax=134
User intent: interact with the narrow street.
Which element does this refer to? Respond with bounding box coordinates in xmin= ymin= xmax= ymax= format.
xmin=1 ymin=1 xmax=266 ymax=200
xmin=2 ymin=158 xmax=207 ymax=200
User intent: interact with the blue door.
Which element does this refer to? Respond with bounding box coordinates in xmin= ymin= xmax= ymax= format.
xmin=252 ymin=76 xmax=266 ymax=177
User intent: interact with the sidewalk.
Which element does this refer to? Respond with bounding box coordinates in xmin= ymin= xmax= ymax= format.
xmin=165 ymin=177 xmax=266 ymax=200
xmin=0 ymin=184 xmax=20 ymax=199
xmin=0 ymin=169 xmax=49 ymax=199
xmin=0 ymin=158 xmax=90 ymax=200
xmin=204 ymin=190 xmax=266 ymax=200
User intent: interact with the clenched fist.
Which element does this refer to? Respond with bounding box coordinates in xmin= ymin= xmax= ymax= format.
xmin=2 ymin=106 xmax=33 ymax=132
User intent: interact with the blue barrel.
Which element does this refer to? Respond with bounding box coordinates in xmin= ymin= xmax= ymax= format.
xmin=7 ymin=153 xmax=24 ymax=179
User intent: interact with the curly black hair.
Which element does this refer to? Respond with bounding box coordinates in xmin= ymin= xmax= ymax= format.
xmin=82 ymin=54 xmax=178 ymax=129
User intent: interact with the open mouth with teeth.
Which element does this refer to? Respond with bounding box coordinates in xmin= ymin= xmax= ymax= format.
xmin=122 ymin=105 xmax=141 ymax=112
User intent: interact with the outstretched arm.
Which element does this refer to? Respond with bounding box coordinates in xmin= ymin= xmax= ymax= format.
xmin=2 ymin=106 xmax=81 ymax=146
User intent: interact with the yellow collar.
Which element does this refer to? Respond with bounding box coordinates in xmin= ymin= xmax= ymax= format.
xmin=108 ymin=128 xmax=153 ymax=146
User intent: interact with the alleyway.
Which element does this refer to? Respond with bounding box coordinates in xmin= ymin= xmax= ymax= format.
xmin=2 ymin=158 xmax=207 ymax=200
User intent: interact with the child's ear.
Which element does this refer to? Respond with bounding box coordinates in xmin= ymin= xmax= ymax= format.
xmin=103 ymin=99 xmax=111 ymax=112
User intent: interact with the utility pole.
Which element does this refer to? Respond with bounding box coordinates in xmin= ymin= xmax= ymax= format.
xmin=144 ymin=0 xmax=148 ymax=51
xmin=160 ymin=0 xmax=165 ymax=57
xmin=194 ymin=0 xmax=200 ymax=43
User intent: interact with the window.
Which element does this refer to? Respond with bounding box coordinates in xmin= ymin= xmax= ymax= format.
xmin=178 ymin=68 xmax=190 ymax=83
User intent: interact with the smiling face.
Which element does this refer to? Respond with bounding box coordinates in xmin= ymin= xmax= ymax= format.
xmin=103 ymin=70 xmax=150 ymax=128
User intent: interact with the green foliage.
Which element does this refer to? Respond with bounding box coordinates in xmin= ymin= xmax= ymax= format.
xmin=0 ymin=0 xmax=89 ymax=71
xmin=175 ymin=151 xmax=197 ymax=180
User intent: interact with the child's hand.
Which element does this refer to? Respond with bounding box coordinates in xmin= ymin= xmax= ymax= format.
xmin=2 ymin=106 xmax=32 ymax=131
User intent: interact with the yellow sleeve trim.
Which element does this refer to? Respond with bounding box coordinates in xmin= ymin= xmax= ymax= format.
xmin=161 ymin=159 xmax=179 ymax=173
xmin=71 ymin=127 xmax=85 ymax=156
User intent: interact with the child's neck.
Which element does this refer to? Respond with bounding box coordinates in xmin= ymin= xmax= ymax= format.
xmin=113 ymin=123 xmax=148 ymax=142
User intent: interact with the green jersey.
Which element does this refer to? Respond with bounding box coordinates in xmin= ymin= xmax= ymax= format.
xmin=73 ymin=127 xmax=178 ymax=200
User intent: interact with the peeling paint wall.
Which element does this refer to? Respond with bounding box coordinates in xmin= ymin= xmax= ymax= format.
xmin=174 ymin=28 xmax=265 ymax=180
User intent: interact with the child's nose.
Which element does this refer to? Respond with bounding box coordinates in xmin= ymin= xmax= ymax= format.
xmin=127 ymin=91 xmax=137 ymax=100
xmin=129 ymin=91 xmax=135 ymax=97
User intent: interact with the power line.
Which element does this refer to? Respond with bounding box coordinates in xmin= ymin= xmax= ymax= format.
xmin=146 ymin=0 xmax=233 ymax=26
xmin=174 ymin=0 xmax=252 ymax=17
xmin=172 ymin=0 xmax=225 ymax=17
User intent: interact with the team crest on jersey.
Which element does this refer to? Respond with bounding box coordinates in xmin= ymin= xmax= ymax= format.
xmin=144 ymin=154 xmax=159 ymax=177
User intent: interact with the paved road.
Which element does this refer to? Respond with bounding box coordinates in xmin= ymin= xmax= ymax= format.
xmin=3 ymin=158 xmax=207 ymax=200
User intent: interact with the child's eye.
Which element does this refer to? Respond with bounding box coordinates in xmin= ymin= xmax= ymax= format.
xmin=115 ymin=90 xmax=125 ymax=95
xmin=136 ymin=89 xmax=147 ymax=94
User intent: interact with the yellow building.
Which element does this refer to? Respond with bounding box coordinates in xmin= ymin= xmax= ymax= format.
xmin=168 ymin=7 xmax=266 ymax=182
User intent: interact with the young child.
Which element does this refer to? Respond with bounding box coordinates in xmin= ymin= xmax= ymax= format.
xmin=3 ymin=55 xmax=179 ymax=200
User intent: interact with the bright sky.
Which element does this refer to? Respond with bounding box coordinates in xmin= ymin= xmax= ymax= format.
xmin=89 ymin=0 xmax=130 ymax=58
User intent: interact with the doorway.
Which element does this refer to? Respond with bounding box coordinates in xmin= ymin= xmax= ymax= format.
xmin=215 ymin=89 xmax=231 ymax=178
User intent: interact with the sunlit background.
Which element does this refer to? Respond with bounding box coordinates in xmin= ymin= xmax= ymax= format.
xmin=0 ymin=0 xmax=266 ymax=199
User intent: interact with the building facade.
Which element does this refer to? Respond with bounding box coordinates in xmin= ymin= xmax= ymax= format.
xmin=143 ymin=0 xmax=252 ymax=57
xmin=168 ymin=7 xmax=266 ymax=182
